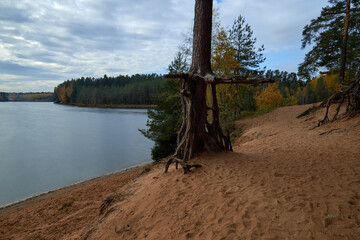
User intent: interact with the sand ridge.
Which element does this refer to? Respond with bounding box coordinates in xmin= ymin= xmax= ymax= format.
xmin=1 ymin=104 xmax=359 ymax=239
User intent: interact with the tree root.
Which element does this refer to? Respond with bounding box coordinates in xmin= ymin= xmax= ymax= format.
xmin=296 ymin=101 xmax=326 ymax=118
xmin=163 ymin=73 xmax=272 ymax=174
xmin=318 ymin=70 xmax=360 ymax=126
xmin=164 ymin=156 xmax=202 ymax=174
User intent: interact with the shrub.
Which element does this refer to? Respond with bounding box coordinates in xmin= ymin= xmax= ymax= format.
xmin=255 ymin=82 xmax=282 ymax=111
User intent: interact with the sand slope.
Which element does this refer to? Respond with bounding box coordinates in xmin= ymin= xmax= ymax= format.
xmin=1 ymin=104 xmax=359 ymax=239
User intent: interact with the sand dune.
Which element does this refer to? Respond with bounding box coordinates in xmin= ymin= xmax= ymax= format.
xmin=1 ymin=104 xmax=359 ymax=239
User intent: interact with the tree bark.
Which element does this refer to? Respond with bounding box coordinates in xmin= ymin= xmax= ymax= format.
xmin=339 ymin=0 xmax=351 ymax=83
xmin=189 ymin=0 xmax=213 ymax=75
xmin=180 ymin=0 xmax=214 ymax=157
xmin=164 ymin=0 xmax=272 ymax=174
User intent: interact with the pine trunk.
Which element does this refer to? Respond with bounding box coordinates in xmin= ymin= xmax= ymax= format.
xmin=164 ymin=0 xmax=271 ymax=173
xmin=339 ymin=0 xmax=351 ymax=83
xmin=189 ymin=0 xmax=213 ymax=75
xmin=188 ymin=0 xmax=213 ymax=154
xmin=178 ymin=0 xmax=214 ymax=159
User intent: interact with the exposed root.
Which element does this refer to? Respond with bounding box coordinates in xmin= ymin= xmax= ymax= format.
xmin=297 ymin=70 xmax=360 ymax=126
xmin=297 ymin=102 xmax=326 ymax=118
xmin=164 ymin=156 xmax=202 ymax=174
xmin=318 ymin=70 xmax=360 ymax=126
xmin=163 ymin=73 xmax=272 ymax=174
xmin=163 ymin=75 xmax=231 ymax=174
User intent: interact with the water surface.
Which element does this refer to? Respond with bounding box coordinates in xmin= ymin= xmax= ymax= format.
xmin=0 ymin=102 xmax=153 ymax=206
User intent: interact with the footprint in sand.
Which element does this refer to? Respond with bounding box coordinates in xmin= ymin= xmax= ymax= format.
xmin=185 ymin=232 xmax=194 ymax=239
xmin=225 ymin=222 xmax=237 ymax=234
xmin=242 ymin=210 xmax=251 ymax=228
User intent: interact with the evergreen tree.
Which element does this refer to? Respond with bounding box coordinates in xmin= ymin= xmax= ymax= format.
xmin=316 ymin=77 xmax=329 ymax=101
xmin=140 ymin=51 xmax=188 ymax=161
xmin=305 ymin=85 xmax=317 ymax=104
xmin=298 ymin=0 xmax=360 ymax=81
xmin=228 ymin=15 xmax=266 ymax=74
xmin=54 ymin=74 xmax=164 ymax=106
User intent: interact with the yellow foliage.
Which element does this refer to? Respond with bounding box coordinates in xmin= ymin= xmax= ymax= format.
xmin=255 ymin=82 xmax=283 ymax=111
xmin=210 ymin=28 xmax=243 ymax=123
xmin=55 ymin=86 xmax=67 ymax=103
xmin=211 ymin=28 xmax=240 ymax=76
xmin=217 ymin=84 xmax=239 ymax=111
xmin=282 ymin=95 xmax=298 ymax=106
xmin=309 ymin=78 xmax=317 ymax=90
xmin=21 ymin=93 xmax=53 ymax=100
xmin=321 ymin=72 xmax=341 ymax=95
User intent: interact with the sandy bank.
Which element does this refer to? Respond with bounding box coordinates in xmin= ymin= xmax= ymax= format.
xmin=0 ymin=164 xmax=155 ymax=239
xmin=1 ymin=104 xmax=359 ymax=240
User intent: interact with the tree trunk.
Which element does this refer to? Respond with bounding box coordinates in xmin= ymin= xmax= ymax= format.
xmin=189 ymin=0 xmax=213 ymax=75
xmin=339 ymin=0 xmax=351 ymax=83
xmin=163 ymin=0 xmax=272 ymax=174
xmin=164 ymin=0 xmax=220 ymax=173
xmin=179 ymin=0 xmax=214 ymax=158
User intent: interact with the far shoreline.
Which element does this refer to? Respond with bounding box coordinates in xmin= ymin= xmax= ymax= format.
xmin=54 ymin=102 xmax=156 ymax=109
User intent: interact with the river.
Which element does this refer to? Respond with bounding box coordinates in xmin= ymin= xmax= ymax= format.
xmin=0 ymin=102 xmax=153 ymax=207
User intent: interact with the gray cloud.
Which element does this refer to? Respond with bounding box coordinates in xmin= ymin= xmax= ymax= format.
xmin=0 ymin=5 xmax=32 ymax=23
xmin=0 ymin=61 xmax=64 ymax=80
xmin=0 ymin=61 xmax=41 ymax=75
xmin=218 ymin=0 xmax=328 ymax=50
xmin=0 ymin=0 xmax=194 ymax=91
xmin=1 ymin=0 xmax=329 ymax=92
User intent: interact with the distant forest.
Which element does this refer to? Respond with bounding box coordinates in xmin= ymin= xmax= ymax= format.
xmin=0 ymin=92 xmax=54 ymax=102
xmin=54 ymin=74 xmax=166 ymax=106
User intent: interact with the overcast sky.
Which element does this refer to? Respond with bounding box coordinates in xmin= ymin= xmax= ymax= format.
xmin=0 ymin=0 xmax=329 ymax=92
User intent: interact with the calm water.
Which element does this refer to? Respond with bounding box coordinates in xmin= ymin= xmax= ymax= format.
xmin=0 ymin=102 xmax=153 ymax=207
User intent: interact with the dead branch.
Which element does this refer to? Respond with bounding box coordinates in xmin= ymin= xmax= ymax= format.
xmin=164 ymin=73 xmax=274 ymax=85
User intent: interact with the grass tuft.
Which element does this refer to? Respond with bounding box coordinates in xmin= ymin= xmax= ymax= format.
xmin=58 ymin=198 xmax=76 ymax=211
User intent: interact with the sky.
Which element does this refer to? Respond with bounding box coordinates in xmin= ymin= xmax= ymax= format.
xmin=0 ymin=0 xmax=329 ymax=92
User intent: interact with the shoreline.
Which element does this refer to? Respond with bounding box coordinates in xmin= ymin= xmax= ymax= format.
xmin=54 ymin=102 xmax=156 ymax=109
xmin=1 ymin=104 xmax=359 ymax=240
xmin=0 ymin=159 xmax=153 ymax=210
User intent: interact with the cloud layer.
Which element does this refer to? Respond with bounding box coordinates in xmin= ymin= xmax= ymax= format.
xmin=1 ymin=0 xmax=328 ymax=92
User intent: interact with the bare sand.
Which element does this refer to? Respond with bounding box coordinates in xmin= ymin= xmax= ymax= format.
xmin=1 ymin=104 xmax=359 ymax=240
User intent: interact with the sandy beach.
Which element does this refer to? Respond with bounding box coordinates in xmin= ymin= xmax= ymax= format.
xmin=1 ymin=104 xmax=359 ymax=240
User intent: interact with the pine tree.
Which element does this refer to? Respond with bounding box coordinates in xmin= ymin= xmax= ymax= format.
xmin=315 ymin=77 xmax=329 ymax=101
xmin=140 ymin=51 xmax=188 ymax=161
xmin=228 ymin=15 xmax=266 ymax=74
xmin=305 ymin=85 xmax=317 ymax=104
xmin=298 ymin=0 xmax=360 ymax=81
